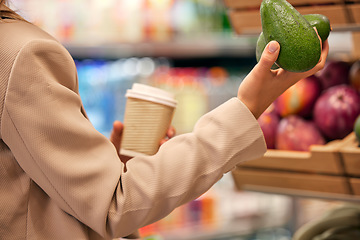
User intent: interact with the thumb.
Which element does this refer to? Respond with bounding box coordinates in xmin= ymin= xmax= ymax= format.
xmin=258 ymin=41 xmax=280 ymax=71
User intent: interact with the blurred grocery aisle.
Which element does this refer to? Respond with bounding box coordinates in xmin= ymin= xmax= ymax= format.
xmin=8 ymin=1 xmax=359 ymax=239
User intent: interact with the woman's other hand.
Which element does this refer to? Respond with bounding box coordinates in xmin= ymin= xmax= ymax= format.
xmin=109 ymin=121 xmax=176 ymax=162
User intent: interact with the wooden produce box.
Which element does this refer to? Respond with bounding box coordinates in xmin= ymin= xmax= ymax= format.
xmin=339 ymin=132 xmax=360 ymax=196
xmin=232 ymin=168 xmax=351 ymax=194
xmin=224 ymin=0 xmax=360 ymax=35
xmin=223 ymin=0 xmax=345 ymax=9
xmin=340 ymin=132 xmax=360 ymax=177
xmin=350 ymin=4 xmax=360 ymax=24
xmin=350 ymin=178 xmax=360 ymax=196
xmin=231 ymin=134 xmax=355 ymax=195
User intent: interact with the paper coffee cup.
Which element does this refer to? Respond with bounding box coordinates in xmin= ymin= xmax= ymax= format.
xmin=120 ymin=83 xmax=177 ymax=157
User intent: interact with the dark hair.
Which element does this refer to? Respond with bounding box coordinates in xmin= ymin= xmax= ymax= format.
xmin=0 ymin=0 xmax=27 ymax=21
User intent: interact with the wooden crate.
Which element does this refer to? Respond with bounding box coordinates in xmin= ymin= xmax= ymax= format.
xmin=350 ymin=4 xmax=360 ymax=24
xmin=238 ymin=138 xmax=346 ymax=175
xmin=231 ymin=134 xmax=356 ymax=195
xmin=232 ymin=168 xmax=351 ymax=194
xmin=228 ymin=4 xmax=349 ymax=34
xmin=223 ymin=0 xmax=344 ymax=9
xmin=350 ymin=178 xmax=360 ymax=196
xmin=340 ymin=132 xmax=360 ymax=177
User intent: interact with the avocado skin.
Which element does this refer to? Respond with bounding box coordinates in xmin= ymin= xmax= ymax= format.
xmin=304 ymin=14 xmax=331 ymax=42
xmin=260 ymin=0 xmax=321 ymax=72
xmin=256 ymin=32 xmax=280 ymax=69
xmin=256 ymin=13 xmax=330 ymax=69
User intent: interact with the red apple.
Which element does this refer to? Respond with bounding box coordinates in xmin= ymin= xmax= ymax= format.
xmin=276 ymin=115 xmax=325 ymax=151
xmin=350 ymin=60 xmax=360 ymax=92
xmin=313 ymin=85 xmax=360 ymax=140
xmin=258 ymin=105 xmax=280 ymax=149
xmin=274 ymin=75 xmax=322 ymax=118
xmin=317 ymin=60 xmax=350 ymax=90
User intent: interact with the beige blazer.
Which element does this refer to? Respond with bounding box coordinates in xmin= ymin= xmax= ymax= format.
xmin=0 ymin=19 xmax=266 ymax=239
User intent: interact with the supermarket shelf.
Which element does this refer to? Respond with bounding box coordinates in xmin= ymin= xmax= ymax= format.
xmin=64 ymin=35 xmax=257 ymax=59
xmin=159 ymin=216 xmax=288 ymax=240
xmin=64 ymin=31 xmax=355 ymax=60
xmin=241 ymin=185 xmax=360 ymax=203
xmin=332 ymin=24 xmax=360 ymax=32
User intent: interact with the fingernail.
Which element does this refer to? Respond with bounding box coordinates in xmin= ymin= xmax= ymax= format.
xmin=268 ymin=41 xmax=278 ymax=53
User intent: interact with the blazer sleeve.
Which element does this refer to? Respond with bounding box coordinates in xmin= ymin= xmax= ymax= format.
xmin=1 ymin=39 xmax=266 ymax=238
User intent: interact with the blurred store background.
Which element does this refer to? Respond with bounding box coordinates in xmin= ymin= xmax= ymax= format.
xmin=8 ymin=0 xmax=358 ymax=239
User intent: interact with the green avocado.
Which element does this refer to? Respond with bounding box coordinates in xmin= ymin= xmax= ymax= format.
xmin=260 ymin=0 xmax=321 ymax=72
xmin=256 ymin=13 xmax=330 ymax=69
xmin=303 ymin=14 xmax=331 ymax=42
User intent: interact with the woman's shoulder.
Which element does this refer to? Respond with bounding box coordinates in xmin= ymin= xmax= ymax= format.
xmin=0 ymin=20 xmax=60 ymax=53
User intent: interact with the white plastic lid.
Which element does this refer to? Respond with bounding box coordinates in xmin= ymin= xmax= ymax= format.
xmin=125 ymin=83 xmax=177 ymax=108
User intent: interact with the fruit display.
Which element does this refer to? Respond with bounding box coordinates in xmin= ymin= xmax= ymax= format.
xmin=275 ymin=115 xmax=325 ymax=151
xmin=254 ymin=0 xmax=360 ymax=152
xmin=257 ymin=105 xmax=280 ymax=149
xmin=313 ymin=85 xmax=360 ymax=140
xmin=317 ymin=60 xmax=351 ymax=90
xmin=274 ymin=76 xmax=322 ymax=118
xmin=350 ymin=60 xmax=360 ymax=92
xmin=258 ymin=59 xmax=360 ymax=151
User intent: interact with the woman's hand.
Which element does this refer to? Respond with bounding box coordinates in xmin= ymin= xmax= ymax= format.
xmin=109 ymin=120 xmax=124 ymax=157
xmin=109 ymin=120 xmax=176 ymax=161
xmin=160 ymin=125 xmax=176 ymax=145
xmin=238 ymin=39 xmax=329 ymax=119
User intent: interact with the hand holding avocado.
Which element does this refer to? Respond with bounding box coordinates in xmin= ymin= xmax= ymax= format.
xmin=256 ymin=0 xmax=331 ymax=72
xmin=238 ymin=39 xmax=329 ymax=119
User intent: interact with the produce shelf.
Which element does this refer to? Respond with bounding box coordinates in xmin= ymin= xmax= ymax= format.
xmin=63 ymin=35 xmax=257 ymax=59
xmin=237 ymin=140 xmax=346 ymax=175
xmin=224 ymin=0 xmax=360 ymax=58
xmin=223 ymin=0 xmax=347 ymax=9
xmin=341 ymin=132 xmax=360 ymax=176
xmin=238 ymin=185 xmax=360 ymax=203
xmin=226 ymin=3 xmax=360 ymax=34
xmin=231 ymin=133 xmax=360 ymax=201
xmin=232 ymin=168 xmax=351 ymax=194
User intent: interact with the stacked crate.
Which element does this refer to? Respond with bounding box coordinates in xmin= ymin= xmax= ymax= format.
xmin=224 ymin=0 xmax=360 ymax=58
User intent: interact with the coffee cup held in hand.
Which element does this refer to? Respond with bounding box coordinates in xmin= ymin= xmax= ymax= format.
xmin=120 ymin=83 xmax=177 ymax=157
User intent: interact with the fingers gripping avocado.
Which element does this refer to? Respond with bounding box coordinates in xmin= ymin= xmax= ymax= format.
xmin=303 ymin=14 xmax=331 ymax=42
xmin=256 ymin=32 xmax=280 ymax=70
xmin=260 ymin=0 xmax=322 ymax=72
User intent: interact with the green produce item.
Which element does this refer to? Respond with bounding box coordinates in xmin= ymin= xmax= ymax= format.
xmin=313 ymin=226 xmax=360 ymax=240
xmin=255 ymin=32 xmax=279 ymax=69
xmin=293 ymin=204 xmax=360 ymax=240
xmin=354 ymin=115 xmax=360 ymax=144
xmin=303 ymin=14 xmax=331 ymax=42
xmin=260 ymin=0 xmax=321 ymax=72
xmin=256 ymin=13 xmax=330 ymax=68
